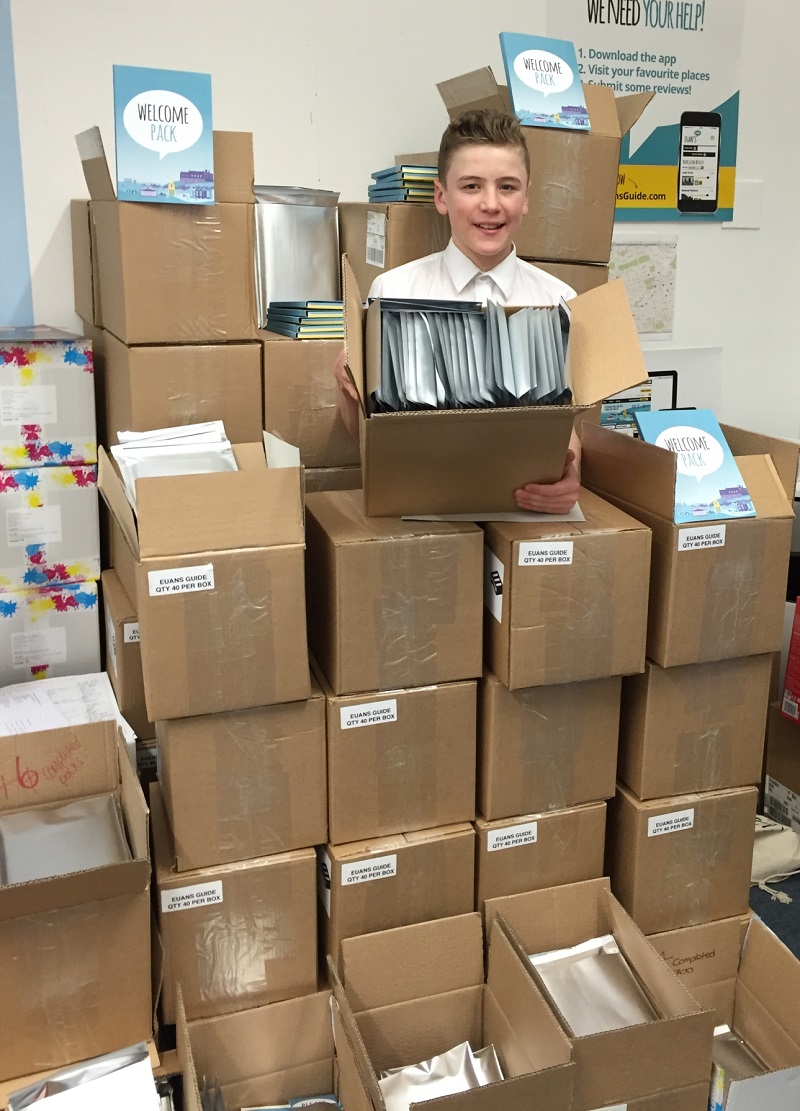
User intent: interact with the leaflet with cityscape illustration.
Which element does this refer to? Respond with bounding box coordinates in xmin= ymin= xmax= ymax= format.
xmin=113 ymin=64 xmax=213 ymax=204
xmin=633 ymin=409 xmax=756 ymax=524
xmin=499 ymin=32 xmax=590 ymax=131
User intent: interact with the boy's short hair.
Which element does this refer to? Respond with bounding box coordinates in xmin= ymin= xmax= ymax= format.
xmin=438 ymin=109 xmax=531 ymax=185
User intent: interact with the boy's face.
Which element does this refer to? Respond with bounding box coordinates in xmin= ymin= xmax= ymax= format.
xmin=434 ymin=143 xmax=529 ymax=271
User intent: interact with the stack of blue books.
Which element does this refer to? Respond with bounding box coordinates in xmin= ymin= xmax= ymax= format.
xmin=265 ymin=301 xmax=344 ymax=340
xmin=368 ymin=165 xmax=437 ymax=203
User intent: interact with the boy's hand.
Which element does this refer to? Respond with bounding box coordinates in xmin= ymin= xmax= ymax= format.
xmin=334 ymin=348 xmax=359 ymax=402
xmin=513 ymin=448 xmax=580 ymax=515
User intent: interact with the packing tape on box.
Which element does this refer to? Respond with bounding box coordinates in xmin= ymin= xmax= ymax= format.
xmin=696 ymin=527 xmax=767 ymax=661
xmin=375 ymin=689 xmax=439 ymax=837
xmin=517 ymin=686 xmax=582 ymax=809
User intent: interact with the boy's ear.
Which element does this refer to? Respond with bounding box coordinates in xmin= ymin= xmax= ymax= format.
xmin=433 ymin=179 xmax=448 ymax=216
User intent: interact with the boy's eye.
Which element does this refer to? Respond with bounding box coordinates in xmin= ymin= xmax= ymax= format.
xmin=500 ymin=182 xmax=520 ymax=192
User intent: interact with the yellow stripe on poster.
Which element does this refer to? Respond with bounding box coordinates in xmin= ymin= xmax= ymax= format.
xmin=617 ymin=166 xmax=736 ymax=209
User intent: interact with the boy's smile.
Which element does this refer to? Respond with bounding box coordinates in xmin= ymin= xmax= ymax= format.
xmin=434 ymin=144 xmax=529 ymax=271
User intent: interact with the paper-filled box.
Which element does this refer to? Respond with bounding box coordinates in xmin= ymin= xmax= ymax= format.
xmin=157 ymin=684 xmax=327 ymax=870
xmin=0 ymin=721 xmax=152 ymax=1081
xmin=338 ymin=202 xmax=450 ymax=301
xmin=102 ymin=568 xmax=152 ymax=741
xmin=484 ymin=488 xmax=650 ymax=688
xmin=583 ymin=422 xmax=798 ymax=666
xmin=479 ymin=671 xmax=621 ymax=820
xmin=0 ymin=579 xmax=100 ymax=685
xmin=98 ymin=440 xmax=310 ymax=720
xmin=305 ymin=490 xmax=483 ymax=696
xmin=151 ymin=784 xmax=318 ymax=1025
xmin=0 ymin=327 xmax=96 ymax=469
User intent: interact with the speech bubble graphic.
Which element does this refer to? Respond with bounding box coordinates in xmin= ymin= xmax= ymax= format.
xmin=122 ymin=89 xmax=203 ymax=160
xmin=655 ymin=424 xmax=724 ymax=481
xmin=514 ymin=50 xmax=574 ymax=97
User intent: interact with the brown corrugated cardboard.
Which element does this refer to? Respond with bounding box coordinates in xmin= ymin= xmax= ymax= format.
xmin=261 ymin=331 xmax=360 ymax=468
xmin=319 ymin=823 xmax=475 ymax=964
xmin=484 ymin=487 xmax=650 ymax=688
xmin=70 ymin=199 xmax=101 ymax=326
xmin=338 ymin=202 xmax=449 ymax=298
xmin=305 ymin=490 xmax=483 ymax=696
xmin=212 ymin=130 xmax=256 ymax=204
xmin=102 ymin=567 xmax=153 ymax=741
xmin=474 ymin=803 xmax=606 ymax=909
xmin=764 ymin=701 xmax=800 ymax=825
xmin=437 ymin=71 xmax=652 ymax=264
xmin=531 ymin=259 xmax=609 ymax=295
xmin=620 ymin=655 xmax=772 ymax=800
xmin=320 ymin=669 xmax=476 ymax=843
xmin=176 ymin=987 xmax=337 ymax=1111
xmin=479 ymin=671 xmax=621 ymax=820
xmin=582 ymin=422 xmax=798 ymax=667
xmin=157 ymin=682 xmax=327 ymax=870
xmin=151 ymin=784 xmax=317 ymax=1024
xmin=98 ymin=441 xmax=310 ymax=720
xmin=485 ymin=878 xmax=715 ymax=1110
xmin=0 ymin=721 xmax=151 ymax=1081
xmin=304 ymin=465 xmax=362 ymax=494
xmin=344 ymin=258 xmax=648 ymax=516
xmin=331 ymin=914 xmax=576 ymax=1111
xmin=606 ymin=783 xmax=759 ymax=934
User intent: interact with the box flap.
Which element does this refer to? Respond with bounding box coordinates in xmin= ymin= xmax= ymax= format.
xmin=213 ymin=130 xmax=255 ymax=203
xmin=98 ymin=446 xmax=141 ymax=560
xmin=100 ymin=567 xmax=137 ymax=623
xmin=75 ymin=127 xmax=116 ymax=201
xmin=0 ymin=857 xmax=151 ymax=922
xmin=722 ymin=424 xmax=799 ymax=504
xmin=342 ymin=255 xmax=367 ymax=411
xmin=568 ymin=280 xmax=648 ymax=405
xmin=737 ymin=455 xmax=794 ymax=520
xmin=615 ymin=91 xmax=655 ymax=137
xmin=583 ymin=83 xmax=621 ymax=139
xmin=436 ymin=68 xmax=510 ymax=118
xmin=581 ymin=423 xmax=678 ymax=519
xmin=735 ymin=916 xmax=800 ymax=1065
xmin=0 ymin=721 xmax=119 ymax=813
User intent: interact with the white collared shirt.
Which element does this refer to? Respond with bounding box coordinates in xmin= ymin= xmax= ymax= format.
xmin=367 ymin=239 xmax=576 ymax=306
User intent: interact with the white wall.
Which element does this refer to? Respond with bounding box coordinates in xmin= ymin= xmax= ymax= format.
xmin=10 ymin=0 xmax=800 ymax=438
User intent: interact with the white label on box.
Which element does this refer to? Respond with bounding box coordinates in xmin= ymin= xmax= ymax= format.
xmin=484 ymin=547 xmax=504 ymax=622
xmin=123 ymin=622 xmax=140 ymax=644
xmin=11 ymin=627 xmax=67 ymax=669
xmin=518 ymin=541 xmax=574 ymax=567
xmin=366 ymin=210 xmax=387 ymax=268
xmin=487 ymin=821 xmax=539 ymax=852
xmin=6 ymin=505 xmax=62 ymax=547
xmin=136 ymin=745 xmax=157 ymax=774
xmin=648 ymin=808 xmax=695 ymax=837
xmin=317 ymin=847 xmax=332 ymax=916
xmin=148 ymin=563 xmax=214 ymax=596
xmin=161 ymin=880 xmax=223 ymax=913
xmin=341 ymin=854 xmax=397 ymax=885
xmin=340 ymin=698 xmax=398 ymax=730
xmin=764 ymin=775 xmax=800 ymax=832
xmin=677 ymin=524 xmax=726 ymax=551
xmin=105 ymin=610 xmax=117 ymax=674
xmin=782 ymin=692 xmax=799 ymax=721
xmin=0 ymin=385 xmax=58 ymax=425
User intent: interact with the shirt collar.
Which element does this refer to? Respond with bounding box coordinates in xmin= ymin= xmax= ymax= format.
xmin=442 ymin=239 xmax=518 ymax=300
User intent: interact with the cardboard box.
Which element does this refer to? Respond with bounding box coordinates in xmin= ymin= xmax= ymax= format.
xmin=764 ymin=700 xmax=800 ymax=826
xmin=619 ymin=655 xmax=773 ymax=799
xmin=98 ymin=441 xmax=310 ymax=720
xmin=331 ymin=914 xmax=576 ymax=1111
xmin=344 ymin=259 xmax=648 ymax=516
xmin=437 ymin=72 xmax=651 ymax=264
xmin=94 ymin=328 xmax=263 ymax=447
xmin=479 ymin=671 xmax=621 ymax=820
xmin=305 ymin=490 xmax=483 ymax=695
xmin=157 ymin=682 xmax=327 ymax=870
xmin=606 ymin=783 xmax=759 ymax=934
xmin=102 ymin=567 xmax=152 ymax=740
xmin=261 ymin=331 xmax=360 ymax=468
xmin=0 ymin=721 xmax=152 ymax=1081
xmin=135 ymin=737 xmax=158 ymax=790
xmin=474 ymin=802 xmax=606 ymax=908
xmin=318 ymin=822 xmax=475 ymax=963
xmin=70 ymin=199 xmax=102 ymax=327
xmin=582 ymin=422 xmax=798 ymax=667
xmin=304 ymin=465 xmax=362 ymax=494
xmin=0 ymin=327 xmax=96 ymax=468
xmin=0 ymin=464 xmax=99 ymax=590
xmin=485 ymin=877 xmax=715 ymax=1110
xmin=0 ymin=579 xmax=100 ymax=684
xmin=151 ymin=783 xmax=318 ymax=1024
xmin=321 ymin=671 xmax=476 ymax=843
xmin=484 ymin=487 xmax=650 ymax=688
xmin=530 ymin=259 xmax=609 ymax=296
xmin=176 ymin=987 xmax=338 ymax=1111
xmin=337 ymin=202 xmax=450 ymax=300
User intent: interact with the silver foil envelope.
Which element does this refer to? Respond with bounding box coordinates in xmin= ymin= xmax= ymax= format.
xmin=9 ymin=1042 xmax=156 ymax=1108
xmin=0 ymin=792 xmax=131 ymax=885
xmin=529 ymin=934 xmax=659 ymax=1037
xmin=378 ymin=1041 xmax=503 ymax=1111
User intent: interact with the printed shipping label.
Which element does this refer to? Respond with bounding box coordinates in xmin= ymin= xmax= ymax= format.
xmin=484 ymin=547 xmax=504 ymax=622
xmin=366 ymin=210 xmax=387 ymax=268
xmin=518 ymin=541 xmax=574 ymax=567
xmin=6 ymin=505 xmax=62 ymax=547
xmin=148 ymin=563 xmax=214 ymax=597
xmin=123 ymin=622 xmax=140 ymax=644
xmin=161 ymin=880 xmax=223 ymax=913
xmin=0 ymin=385 xmax=58 ymax=425
xmin=764 ymin=775 xmax=800 ymax=831
xmin=12 ymin=627 xmax=67 ymax=669
xmin=648 ymin=808 xmax=695 ymax=837
xmin=678 ymin=524 xmax=726 ymax=551
xmin=341 ymin=854 xmax=397 ymax=885
xmin=340 ymin=698 xmax=398 ymax=730
xmin=105 ymin=610 xmax=117 ymax=673
xmin=317 ymin=847 xmax=332 ymax=916
xmin=487 ymin=821 xmax=538 ymax=852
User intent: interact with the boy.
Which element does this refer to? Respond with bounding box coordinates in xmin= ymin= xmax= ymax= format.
xmin=336 ymin=108 xmax=580 ymax=514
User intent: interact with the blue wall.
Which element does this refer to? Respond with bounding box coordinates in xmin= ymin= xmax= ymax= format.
xmin=0 ymin=0 xmax=33 ymax=326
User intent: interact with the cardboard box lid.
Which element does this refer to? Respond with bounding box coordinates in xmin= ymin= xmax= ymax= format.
xmin=305 ymin=489 xmax=480 ymax=544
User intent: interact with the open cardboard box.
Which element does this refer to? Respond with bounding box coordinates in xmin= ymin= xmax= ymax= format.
xmin=330 ymin=912 xmax=576 ymax=1111
xmin=343 ymin=257 xmax=648 ymax=517
xmin=484 ymin=877 xmax=715 ymax=1110
xmin=0 ymin=720 xmax=152 ymax=1081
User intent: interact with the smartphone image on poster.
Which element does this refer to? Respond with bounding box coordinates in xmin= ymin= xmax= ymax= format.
xmin=677 ymin=111 xmax=721 ymax=213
